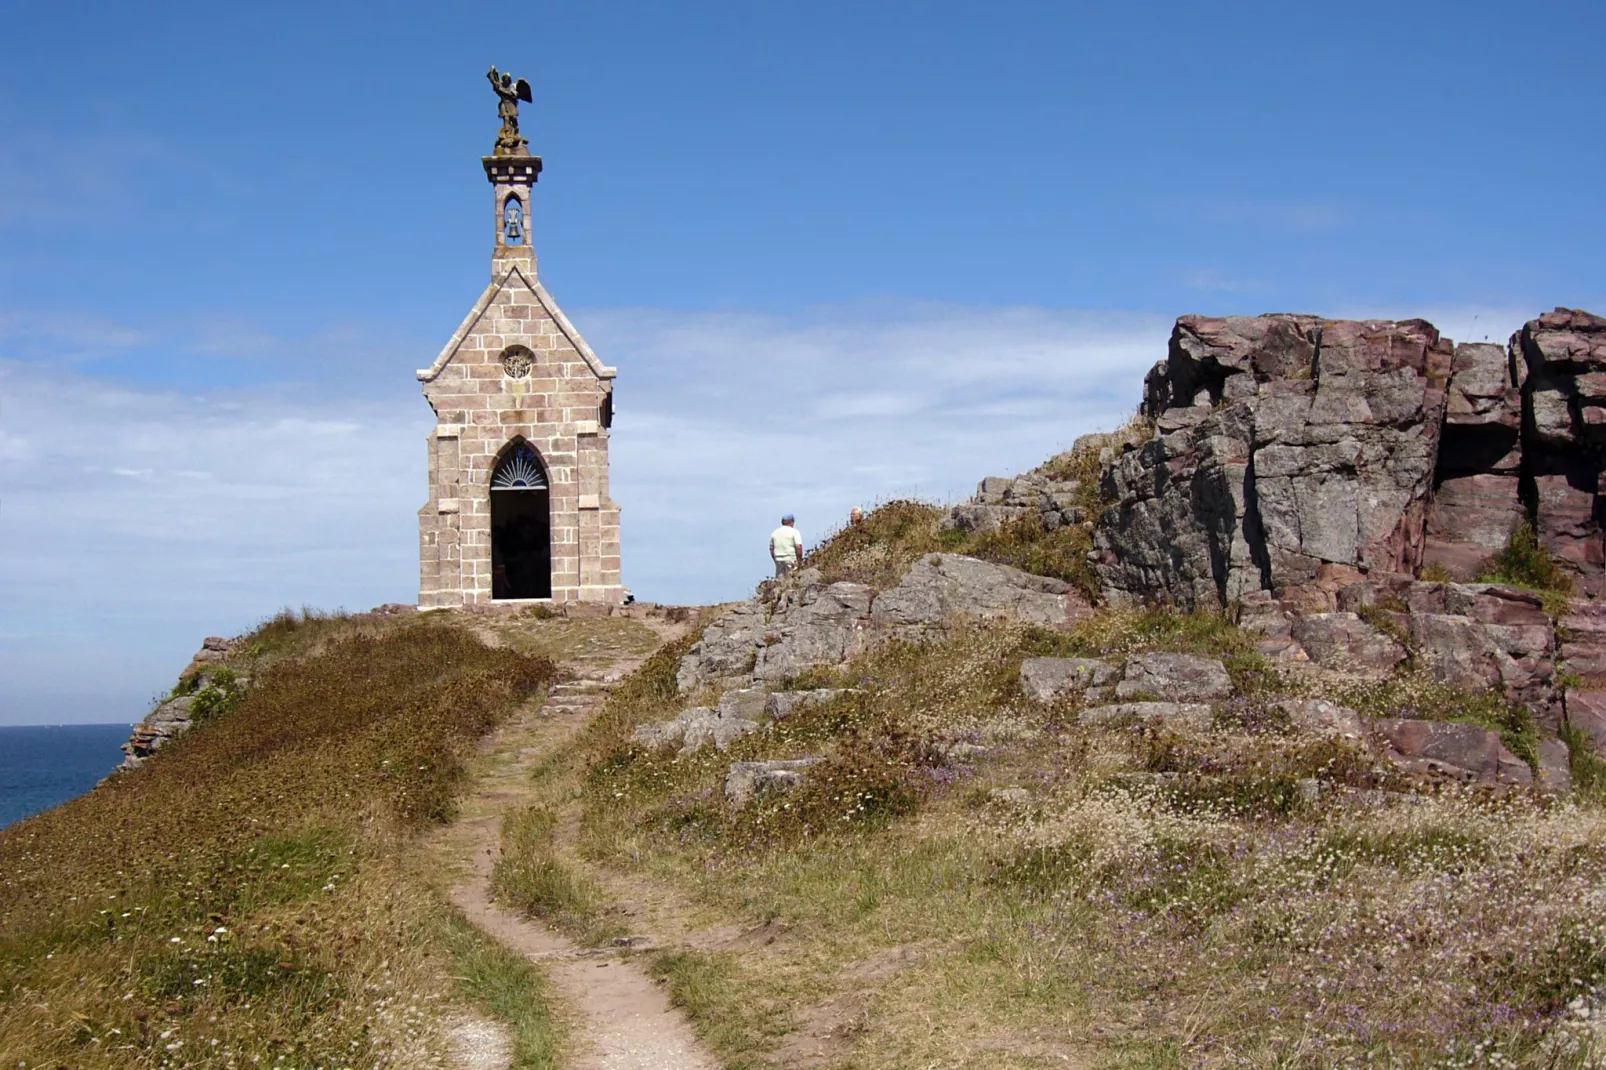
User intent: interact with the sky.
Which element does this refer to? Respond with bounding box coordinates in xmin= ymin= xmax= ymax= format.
xmin=1 ymin=0 xmax=1602 ymax=724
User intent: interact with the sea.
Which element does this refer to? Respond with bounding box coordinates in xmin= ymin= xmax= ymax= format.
xmin=0 ymin=724 xmax=133 ymax=829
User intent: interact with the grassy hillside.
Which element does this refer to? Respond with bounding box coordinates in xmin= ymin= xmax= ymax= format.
xmin=488 ymin=506 xmax=1606 ymax=1068
xmin=0 ymin=612 xmax=561 ymax=1069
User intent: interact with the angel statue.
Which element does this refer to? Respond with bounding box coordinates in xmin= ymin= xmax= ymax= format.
xmin=487 ymin=65 xmax=533 ymax=156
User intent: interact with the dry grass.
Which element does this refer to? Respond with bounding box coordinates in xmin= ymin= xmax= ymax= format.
xmin=496 ymin=605 xmax=1606 ymax=1067
xmin=0 ymin=614 xmax=562 ymax=1069
xmin=479 ymin=615 xmax=663 ymax=664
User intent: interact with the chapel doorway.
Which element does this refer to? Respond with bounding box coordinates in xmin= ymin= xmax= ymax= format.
xmin=490 ymin=442 xmax=552 ymax=599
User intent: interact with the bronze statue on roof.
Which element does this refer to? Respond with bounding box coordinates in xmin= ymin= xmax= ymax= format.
xmin=487 ymin=66 xmax=533 ymax=156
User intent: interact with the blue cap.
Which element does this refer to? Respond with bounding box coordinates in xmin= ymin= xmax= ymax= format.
xmin=782 ymin=513 xmax=795 ymax=522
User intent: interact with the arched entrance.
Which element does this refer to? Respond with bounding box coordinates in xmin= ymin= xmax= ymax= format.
xmin=490 ymin=441 xmax=552 ymax=599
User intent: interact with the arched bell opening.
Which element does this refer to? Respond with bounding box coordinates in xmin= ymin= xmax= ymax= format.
xmin=490 ymin=440 xmax=551 ymax=599
xmin=502 ymin=194 xmax=525 ymax=246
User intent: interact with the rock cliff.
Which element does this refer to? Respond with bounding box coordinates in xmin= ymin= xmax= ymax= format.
xmin=1090 ymin=308 xmax=1606 ymax=608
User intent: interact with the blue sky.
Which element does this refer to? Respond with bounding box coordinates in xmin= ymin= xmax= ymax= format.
xmin=2 ymin=0 xmax=1602 ymax=724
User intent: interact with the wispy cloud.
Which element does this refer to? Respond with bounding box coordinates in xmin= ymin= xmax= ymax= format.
xmin=0 ymin=302 xmax=1169 ymax=723
xmin=586 ymin=305 xmax=1168 ymax=604
xmin=4 ymin=298 xmax=1538 ymax=725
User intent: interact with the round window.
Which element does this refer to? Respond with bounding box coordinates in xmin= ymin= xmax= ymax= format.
xmin=500 ymin=345 xmax=534 ymax=378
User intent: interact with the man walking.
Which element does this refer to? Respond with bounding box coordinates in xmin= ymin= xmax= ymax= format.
xmin=770 ymin=514 xmax=804 ymax=578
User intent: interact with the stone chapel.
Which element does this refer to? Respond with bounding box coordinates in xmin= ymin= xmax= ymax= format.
xmin=415 ymin=95 xmax=623 ymax=607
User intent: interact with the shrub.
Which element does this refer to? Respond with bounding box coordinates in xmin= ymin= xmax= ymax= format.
xmin=965 ymin=514 xmax=1097 ymax=598
xmin=189 ymin=667 xmax=244 ymax=725
xmin=1479 ymin=521 xmax=1574 ymax=609
xmin=807 ymin=499 xmax=949 ymax=588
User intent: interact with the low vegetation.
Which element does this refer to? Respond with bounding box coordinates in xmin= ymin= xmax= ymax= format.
xmin=0 ymin=613 xmax=561 ymax=1069
xmin=494 ymin=588 xmax=1606 ymax=1067
xmin=806 ymin=434 xmax=1121 ymax=600
xmin=1479 ymin=521 xmax=1575 ymax=613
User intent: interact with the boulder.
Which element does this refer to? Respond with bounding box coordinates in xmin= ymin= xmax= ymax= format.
xmin=679 ymin=553 xmax=1090 ymax=695
xmin=765 ymin=689 xmax=853 ymax=721
xmin=1559 ymin=602 xmax=1606 ymax=685
xmin=193 ymin=637 xmax=236 ymax=664
xmin=1114 ymin=652 xmax=1232 ymax=701
xmin=1372 ymin=718 xmax=1532 ymax=786
xmin=869 ymin=554 xmax=1090 ymax=633
xmin=1019 ymin=657 xmax=1119 ymax=703
xmin=717 ymin=688 xmax=769 ymax=722
xmin=1566 ymin=690 xmax=1606 ymax=754
xmin=1271 ymin=698 xmax=1364 ymax=740
xmin=1537 ymin=737 xmax=1573 ymax=794
xmin=1080 ymin=702 xmax=1212 ymax=729
xmin=752 ymin=581 xmax=875 ymax=683
xmin=725 ymin=758 xmax=820 ymax=807
xmin=630 ymin=719 xmax=687 ymax=750
xmin=1289 ymin=613 xmax=1407 ymax=672
xmin=631 ymin=706 xmax=762 ymax=755
xmin=1409 ymin=584 xmax=1554 ymax=706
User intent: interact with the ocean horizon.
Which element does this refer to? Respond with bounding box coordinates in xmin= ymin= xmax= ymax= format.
xmin=0 ymin=724 xmax=133 ymax=829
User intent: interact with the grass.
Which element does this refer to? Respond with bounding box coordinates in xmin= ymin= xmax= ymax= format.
xmin=0 ymin=613 xmax=561 ymax=1068
xmin=1478 ymin=521 xmax=1575 ymax=615
xmin=479 ymin=615 xmax=663 ymax=663
xmin=441 ymin=911 xmax=564 ymax=1069
xmin=487 ymin=597 xmax=1606 ymax=1068
xmin=803 ymin=430 xmax=1115 ymax=600
xmin=492 ymin=806 xmax=605 ymax=930
xmin=648 ymin=950 xmax=793 ymax=1068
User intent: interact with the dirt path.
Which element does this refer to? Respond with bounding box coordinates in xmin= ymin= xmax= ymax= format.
xmin=442 ymin=649 xmax=718 ymax=1070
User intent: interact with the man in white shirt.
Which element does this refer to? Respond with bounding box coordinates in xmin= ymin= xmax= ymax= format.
xmin=769 ymin=514 xmax=804 ymax=578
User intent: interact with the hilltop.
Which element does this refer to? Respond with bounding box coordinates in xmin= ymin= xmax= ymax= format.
xmin=8 ymin=307 xmax=1606 ymax=1068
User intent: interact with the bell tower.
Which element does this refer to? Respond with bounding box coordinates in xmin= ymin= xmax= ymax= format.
xmin=485 ymin=154 xmax=542 ymax=280
xmin=414 ymin=68 xmax=623 ymax=608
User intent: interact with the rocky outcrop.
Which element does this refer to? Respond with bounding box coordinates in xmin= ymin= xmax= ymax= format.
xmin=1515 ymin=308 xmax=1606 ymax=586
xmin=631 ymin=705 xmax=763 ymax=755
xmin=121 ymin=639 xmax=244 ymax=769
xmin=1114 ymin=652 xmax=1232 ymax=702
xmin=765 ymin=689 xmax=854 ymax=720
xmin=724 ymin=758 xmax=820 ymax=807
xmin=1097 ymin=315 xmax=1454 ymax=609
xmin=1081 ymin=701 xmax=1213 ymax=728
xmin=1273 ymin=699 xmax=1364 ymax=740
xmin=1092 ymin=308 xmax=1606 ymax=608
xmin=1019 ymin=657 xmax=1119 ymax=703
xmin=1372 ymin=718 xmax=1533 ymax=787
xmin=869 ymin=554 xmax=1089 ymax=635
xmin=678 ymin=555 xmax=1091 ymax=694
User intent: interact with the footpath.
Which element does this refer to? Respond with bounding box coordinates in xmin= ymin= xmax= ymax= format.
xmin=435 ymin=624 xmax=717 ymax=1070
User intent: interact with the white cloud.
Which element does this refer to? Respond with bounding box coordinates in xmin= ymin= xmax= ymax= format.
xmin=0 ymin=360 xmax=432 ymax=724
xmin=0 ymin=303 xmax=1170 ymax=724
xmin=588 ymin=305 xmax=1168 ymax=605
